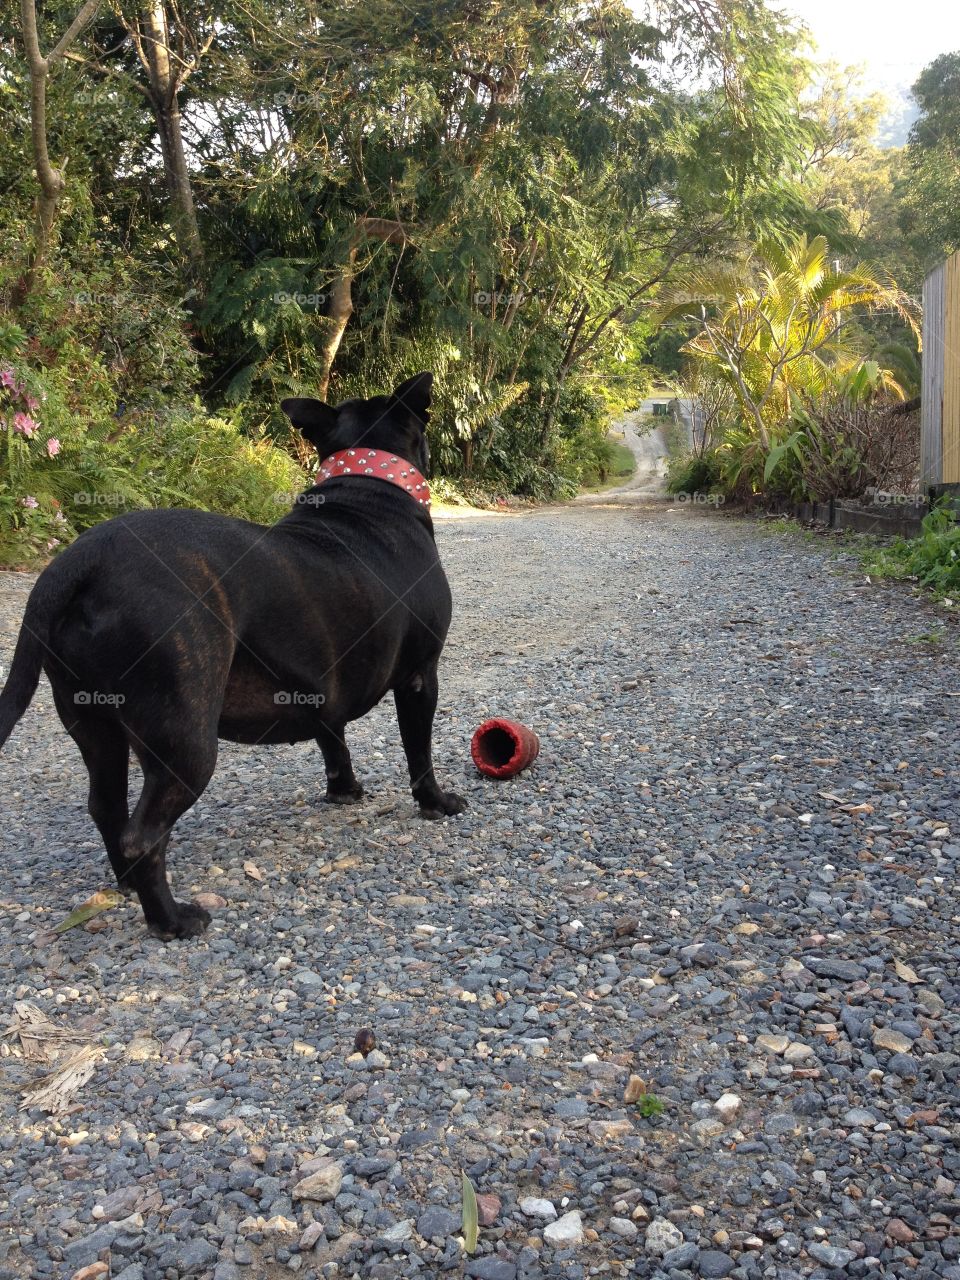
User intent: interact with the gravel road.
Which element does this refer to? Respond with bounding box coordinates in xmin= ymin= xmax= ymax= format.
xmin=1 ymin=487 xmax=959 ymax=1280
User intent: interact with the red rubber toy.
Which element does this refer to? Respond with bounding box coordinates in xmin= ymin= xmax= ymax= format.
xmin=471 ymin=718 xmax=540 ymax=779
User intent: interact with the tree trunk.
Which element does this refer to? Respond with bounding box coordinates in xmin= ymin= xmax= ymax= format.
xmin=139 ymin=0 xmax=203 ymax=270
xmin=17 ymin=0 xmax=101 ymax=304
xmin=315 ymin=217 xmax=410 ymax=398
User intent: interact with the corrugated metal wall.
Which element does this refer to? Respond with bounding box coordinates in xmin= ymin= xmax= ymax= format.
xmin=921 ymin=250 xmax=960 ymax=488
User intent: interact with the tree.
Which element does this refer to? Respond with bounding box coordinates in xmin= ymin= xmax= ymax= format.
xmin=899 ymin=51 xmax=960 ymax=267
xmin=17 ymin=0 xmax=101 ymax=301
xmin=657 ymin=234 xmax=917 ymax=449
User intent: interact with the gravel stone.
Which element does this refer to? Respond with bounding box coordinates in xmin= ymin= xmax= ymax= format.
xmin=544 ymin=1210 xmax=584 ymax=1246
xmin=3 ymin=459 xmax=959 ymax=1280
xmin=699 ymin=1250 xmax=735 ymax=1277
xmin=645 ymin=1217 xmax=684 ymax=1255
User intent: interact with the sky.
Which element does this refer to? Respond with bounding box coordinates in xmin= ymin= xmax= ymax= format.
xmin=783 ymin=0 xmax=960 ymax=141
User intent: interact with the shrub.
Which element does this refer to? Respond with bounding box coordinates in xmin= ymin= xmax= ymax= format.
xmin=1 ymin=356 xmax=307 ymax=566
xmin=111 ymin=410 xmax=307 ymax=526
xmin=666 ymin=449 xmax=722 ymax=496
xmin=863 ymin=504 xmax=960 ymax=597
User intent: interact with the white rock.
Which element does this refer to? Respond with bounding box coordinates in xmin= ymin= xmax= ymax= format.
xmin=381 ymin=1219 xmax=413 ymax=1243
xmin=713 ymin=1092 xmax=742 ymax=1123
xmin=292 ymin=1161 xmax=343 ymax=1202
xmin=609 ymin=1216 xmax=639 ymax=1239
xmin=645 ymin=1217 xmax=684 ymax=1255
xmin=784 ymin=1041 xmax=815 ymax=1063
xmin=520 ymin=1196 xmax=557 ymax=1220
xmin=544 ymin=1210 xmax=583 ymax=1246
xmin=755 ymin=1033 xmax=789 ymax=1055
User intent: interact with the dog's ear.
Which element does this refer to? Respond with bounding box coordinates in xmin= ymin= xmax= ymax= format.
xmin=280 ymin=398 xmax=339 ymax=453
xmin=391 ymin=372 xmax=433 ymax=427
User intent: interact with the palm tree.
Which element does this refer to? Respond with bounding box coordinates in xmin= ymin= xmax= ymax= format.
xmin=656 ymin=235 xmax=918 ymax=449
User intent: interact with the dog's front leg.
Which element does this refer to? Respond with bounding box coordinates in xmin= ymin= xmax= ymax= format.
xmin=317 ymin=723 xmax=364 ymax=803
xmin=394 ymin=665 xmax=467 ymax=819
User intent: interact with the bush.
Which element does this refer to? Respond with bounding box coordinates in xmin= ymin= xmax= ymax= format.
xmin=1 ymin=355 xmax=307 ymax=566
xmin=863 ymin=504 xmax=960 ymax=597
xmin=111 ymin=410 xmax=307 ymax=526
xmin=774 ymin=397 xmax=920 ymax=501
xmin=666 ymin=449 xmax=722 ymax=496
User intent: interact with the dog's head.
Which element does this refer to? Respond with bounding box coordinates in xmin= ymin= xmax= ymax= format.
xmin=281 ymin=372 xmax=433 ymax=476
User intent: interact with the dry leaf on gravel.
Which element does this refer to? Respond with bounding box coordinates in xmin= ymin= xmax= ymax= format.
xmin=53 ymin=889 xmax=123 ymax=933
xmin=5 ymin=1001 xmax=92 ymax=1063
xmin=243 ymin=861 xmax=264 ymax=881
xmin=894 ymin=958 xmax=921 ymax=984
xmin=20 ymin=1044 xmax=105 ymax=1112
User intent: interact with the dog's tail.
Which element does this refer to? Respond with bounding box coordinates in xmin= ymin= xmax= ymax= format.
xmin=0 ymin=580 xmax=56 ymax=751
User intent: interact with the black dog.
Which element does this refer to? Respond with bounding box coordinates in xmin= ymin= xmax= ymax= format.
xmin=0 ymin=372 xmax=466 ymax=939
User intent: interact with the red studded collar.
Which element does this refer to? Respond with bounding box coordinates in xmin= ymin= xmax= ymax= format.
xmin=315 ymin=448 xmax=431 ymax=507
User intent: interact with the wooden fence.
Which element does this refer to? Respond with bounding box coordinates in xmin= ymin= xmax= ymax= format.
xmin=920 ymin=249 xmax=960 ymax=488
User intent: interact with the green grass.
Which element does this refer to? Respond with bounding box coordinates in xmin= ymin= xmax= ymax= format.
xmin=635 ymin=1094 xmax=665 ymax=1119
xmin=580 ymin=437 xmax=636 ymax=492
xmin=861 ymin=504 xmax=960 ymax=601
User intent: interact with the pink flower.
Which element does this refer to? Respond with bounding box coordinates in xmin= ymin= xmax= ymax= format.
xmin=46 ymin=437 xmax=61 ymax=458
xmin=13 ymin=412 xmax=37 ymax=438
xmin=1 ymin=369 xmax=19 ymax=392
xmin=47 ymin=539 xmax=61 ymax=550
xmin=20 ymin=495 xmax=39 ymax=509
xmin=25 ymin=395 xmax=40 ymax=412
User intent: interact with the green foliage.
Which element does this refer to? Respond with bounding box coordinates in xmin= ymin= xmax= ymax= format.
xmin=635 ymin=1093 xmax=665 ymax=1119
xmin=658 ymin=232 xmax=918 ymax=503
xmin=863 ymin=505 xmax=960 ymax=599
xmin=4 ymin=0 xmax=913 ymax=542
xmin=0 ymin=354 xmax=306 ymax=565
xmin=579 ymin=439 xmax=636 ymax=491
xmin=899 ymin=52 xmax=960 ymax=265
xmin=665 ymin=449 xmax=722 ymax=495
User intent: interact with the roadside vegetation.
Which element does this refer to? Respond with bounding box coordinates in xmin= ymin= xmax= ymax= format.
xmin=1 ymin=3 xmax=958 ymax=566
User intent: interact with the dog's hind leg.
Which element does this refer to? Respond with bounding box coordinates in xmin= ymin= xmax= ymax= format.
xmin=120 ymin=734 xmax=217 ymax=939
xmin=60 ymin=707 xmax=131 ymax=891
xmin=317 ymin=723 xmax=364 ymax=803
xmin=394 ymin=663 xmax=467 ymax=819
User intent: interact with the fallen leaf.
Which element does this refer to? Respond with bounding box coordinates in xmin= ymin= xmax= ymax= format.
xmin=894 ymin=958 xmax=921 ymax=984
xmin=53 ymin=890 xmax=123 ymax=934
xmin=624 ymin=1074 xmax=646 ymax=1103
xmin=462 ymin=1172 xmax=479 ymax=1254
xmin=21 ymin=1045 xmax=105 ymax=1112
xmin=243 ymin=862 xmax=264 ymax=881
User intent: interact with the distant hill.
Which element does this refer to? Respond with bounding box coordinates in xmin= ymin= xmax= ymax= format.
xmin=877 ymin=82 xmax=920 ymax=147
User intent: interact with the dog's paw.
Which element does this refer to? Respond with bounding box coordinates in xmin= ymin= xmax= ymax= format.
xmin=324 ymin=783 xmax=365 ymax=805
xmin=419 ymin=791 xmax=468 ymax=819
xmin=149 ymin=901 xmax=212 ymax=941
